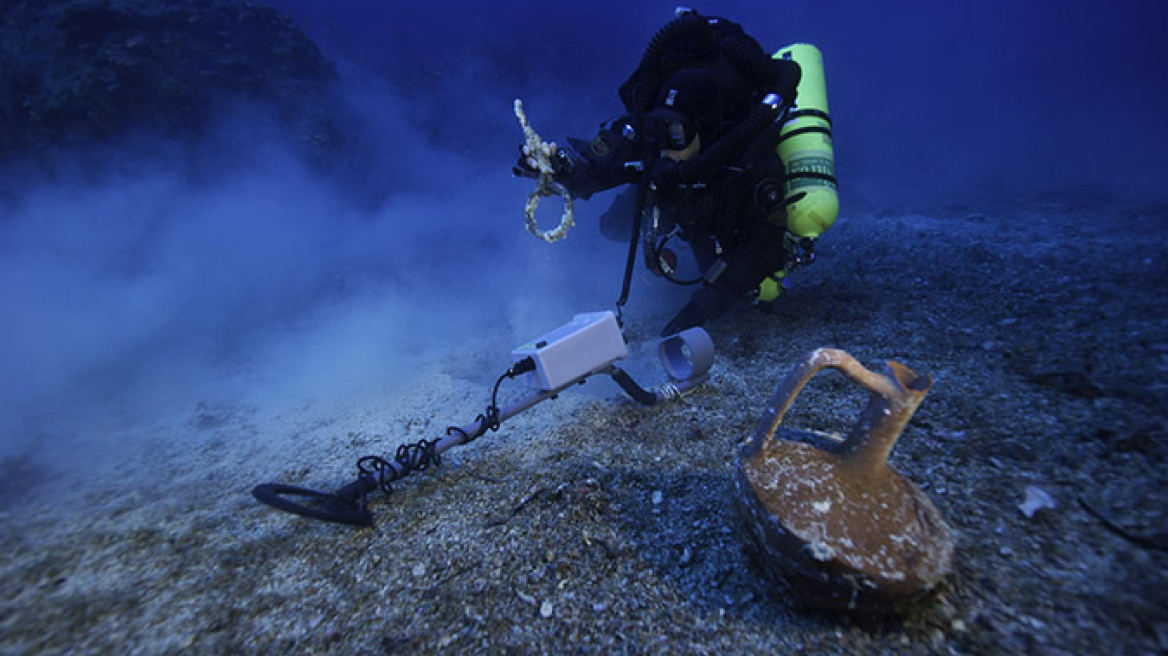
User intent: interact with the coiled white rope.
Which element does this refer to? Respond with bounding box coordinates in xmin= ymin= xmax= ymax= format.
xmin=514 ymin=99 xmax=575 ymax=243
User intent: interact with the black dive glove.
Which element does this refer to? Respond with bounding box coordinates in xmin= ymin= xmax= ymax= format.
xmin=513 ymin=147 xmax=539 ymax=178
xmin=513 ymin=145 xmax=539 ymax=178
xmin=661 ymin=300 xmax=706 ymax=337
xmin=512 ymin=145 xmax=572 ymax=180
xmin=661 ymin=281 xmax=738 ymax=337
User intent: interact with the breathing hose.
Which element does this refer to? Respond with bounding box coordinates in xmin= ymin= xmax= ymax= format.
xmin=664 ymin=99 xmax=787 ymax=187
xmin=628 ymin=11 xmax=796 ymax=187
xmin=628 ymin=11 xmax=714 ymax=114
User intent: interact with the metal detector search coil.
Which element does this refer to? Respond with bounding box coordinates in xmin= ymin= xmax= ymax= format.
xmin=659 ymin=326 xmax=715 ymax=382
xmin=512 ymin=311 xmax=628 ymax=391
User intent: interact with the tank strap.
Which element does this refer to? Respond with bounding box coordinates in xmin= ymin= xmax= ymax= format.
xmin=787 ymin=108 xmax=832 ymax=124
xmin=786 ymin=171 xmax=837 ymax=184
xmin=780 ymin=125 xmax=831 ymax=141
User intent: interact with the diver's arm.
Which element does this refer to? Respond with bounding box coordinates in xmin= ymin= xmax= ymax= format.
xmin=661 ymin=218 xmax=790 ymax=336
xmin=553 ymin=118 xmax=646 ymax=200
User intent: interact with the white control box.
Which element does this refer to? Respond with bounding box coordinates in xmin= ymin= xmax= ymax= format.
xmin=512 ymin=311 xmax=628 ymax=391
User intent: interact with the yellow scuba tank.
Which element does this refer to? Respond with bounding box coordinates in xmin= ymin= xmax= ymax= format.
xmin=757 ymin=43 xmax=837 ymax=304
xmin=776 ymin=43 xmax=837 ymax=238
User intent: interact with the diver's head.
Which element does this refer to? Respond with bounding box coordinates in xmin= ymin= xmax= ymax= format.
xmin=645 ymin=68 xmax=717 ymax=153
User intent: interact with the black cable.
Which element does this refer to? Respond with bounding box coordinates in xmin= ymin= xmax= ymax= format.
xmin=349 ymin=357 xmax=536 ymax=506
xmin=650 ymin=232 xmax=703 ymax=286
xmin=459 ymin=371 xmax=509 ymax=444
xmin=608 ymin=367 xmax=659 ymax=406
xmin=615 ymin=184 xmax=649 ymax=325
xmin=355 ymin=437 xmax=443 ymax=497
xmin=254 ymin=358 xmax=542 ymax=525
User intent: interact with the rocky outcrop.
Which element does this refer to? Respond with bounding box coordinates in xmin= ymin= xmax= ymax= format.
xmin=0 ymin=0 xmax=336 ymax=159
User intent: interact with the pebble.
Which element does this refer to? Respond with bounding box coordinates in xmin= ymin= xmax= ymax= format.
xmin=540 ymin=600 xmax=554 ymax=618
xmin=652 ymin=490 xmax=663 ymax=505
xmin=412 ymin=563 xmax=426 ymax=577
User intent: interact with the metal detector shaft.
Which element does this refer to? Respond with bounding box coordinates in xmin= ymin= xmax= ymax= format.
xmin=253 ymin=325 xmax=716 ymax=527
xmin=347 ymin=359 xmax=703 ymax=493
xmin=419 ymin=340 xmax=713 ymax=471
xmin=252 ymin=385 xmax=570 ymax=526
xmin=393 ymin=385 xmax=562 ymax=478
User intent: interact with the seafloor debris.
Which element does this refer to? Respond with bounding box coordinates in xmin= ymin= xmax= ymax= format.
xmin=1019 ymin=485 xmax=1057 ymax=518
xmin=1079 ymin=496 xmax=1168 ymax=553
xmin=735 ymin=348 xmax=954 ymax=613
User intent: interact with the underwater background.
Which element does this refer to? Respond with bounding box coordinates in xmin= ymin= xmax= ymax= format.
xmin=2 ymin=0 xmax=1164 ymax=468
xmin=1 ymin=1 xmax=1166 ymax=653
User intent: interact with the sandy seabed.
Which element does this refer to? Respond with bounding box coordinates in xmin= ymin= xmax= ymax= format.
xmin=2 ymin=198 xmax=1166 ymax=655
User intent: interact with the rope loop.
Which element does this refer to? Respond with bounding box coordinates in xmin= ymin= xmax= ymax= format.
xmin=514 ymin=99 xmax=575 ymax=243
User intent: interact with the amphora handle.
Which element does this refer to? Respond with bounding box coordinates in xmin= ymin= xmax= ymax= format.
xmin=747 ymin=348 xmax=933 ymax=475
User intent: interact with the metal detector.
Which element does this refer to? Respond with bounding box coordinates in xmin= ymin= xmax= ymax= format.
xmin=252 ymin=311 xmax=714 ymax=527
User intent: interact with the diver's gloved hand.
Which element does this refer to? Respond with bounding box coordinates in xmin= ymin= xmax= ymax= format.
xmin=512 ymin=144 xmax=572 ymax=179
xmin=513 ymin=145 xmax=541 ymax=178
xmin=660 ymin=282 xmax=737 ymax=337
xmin=661 ymin=300 xmax=706 ymax=337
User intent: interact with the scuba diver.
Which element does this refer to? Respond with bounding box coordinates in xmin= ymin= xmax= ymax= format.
xmin=514 ymin=9 xmax=835 ymax=337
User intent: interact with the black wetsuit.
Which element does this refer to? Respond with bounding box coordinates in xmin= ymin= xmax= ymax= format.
xmin=556 ymin=98 xmax=795 ymax=335
xmin=532 ymin=12 xmax=803 ymax=335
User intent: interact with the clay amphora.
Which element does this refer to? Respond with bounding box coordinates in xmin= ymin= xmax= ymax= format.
xmin=735 ymin=348 xmax=954 ymax=613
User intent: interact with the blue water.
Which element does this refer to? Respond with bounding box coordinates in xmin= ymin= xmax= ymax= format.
xmin=271 ymin=0 xmax=1168 ymax=208
xmin=1 ymin=0 xmax=1165 ymax=468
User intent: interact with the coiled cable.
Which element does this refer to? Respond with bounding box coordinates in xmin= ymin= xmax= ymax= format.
xmin=356 ymin=439 xmax=442 ymax=496
xmin=350 ymin=358 xmax=535 ymax=501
